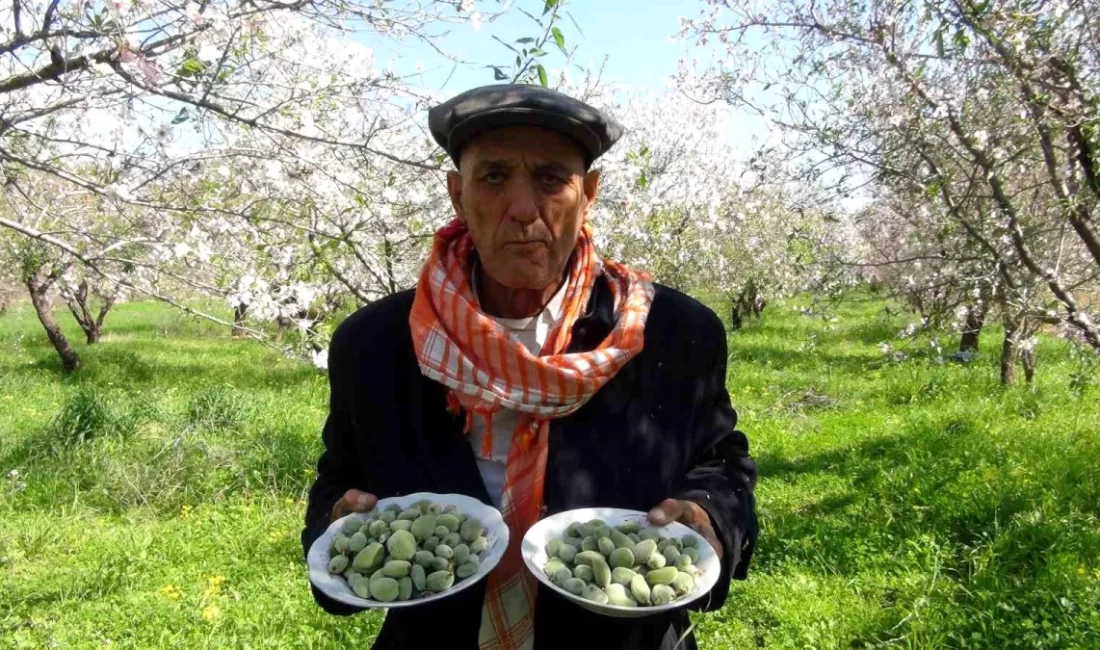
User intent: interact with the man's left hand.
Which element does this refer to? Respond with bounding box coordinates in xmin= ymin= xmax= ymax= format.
xmin=647 ymin=498 xmax=723 ymax=561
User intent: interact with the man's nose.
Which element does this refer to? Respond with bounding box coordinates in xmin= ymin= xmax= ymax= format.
xmin=505 ymin=179 xmax=540 ymax=224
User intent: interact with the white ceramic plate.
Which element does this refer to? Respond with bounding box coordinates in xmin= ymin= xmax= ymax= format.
xmin=307 ymin=492 xmax=508 ymax=609
xmin=521 ymin=507 xmax=721 ymax=618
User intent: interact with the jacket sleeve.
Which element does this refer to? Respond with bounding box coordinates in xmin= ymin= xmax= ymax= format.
xmin=300 ymin=322 xmax=371 ymax=616
xmin=675 ymin=313 xmax=759 ymax=613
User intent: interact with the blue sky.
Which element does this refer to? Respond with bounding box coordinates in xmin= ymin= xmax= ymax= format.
xmin=367 ymin=0 xmax=717 ymax=94
xmin=354 ymin=0 xmax=770 ymax=154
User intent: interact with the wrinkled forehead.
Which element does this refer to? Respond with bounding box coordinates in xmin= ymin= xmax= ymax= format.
xmin=457 ymin=126 xmax=589 ymax=173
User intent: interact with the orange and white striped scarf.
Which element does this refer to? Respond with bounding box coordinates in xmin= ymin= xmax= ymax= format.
xmin=410 ymin=218 xmax=654 ymax=650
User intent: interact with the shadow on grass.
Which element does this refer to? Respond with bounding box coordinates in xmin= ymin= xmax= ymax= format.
xmin=2 ymin=386 xmax=323 ymax=516
xmin=3 ymin=339 xmax=319 ymax=392
xmin=729 ymin=343 xmax=884 ymax=375
xmin=753 ymin=409 xmax=1100 ymax=646
xmin=239 ymin=422 xmax=323 ymax=497
xmin=845 ymin=317 xmax=904 ymax=345
xmin=3 ymin=552 xmax=133 ymax=613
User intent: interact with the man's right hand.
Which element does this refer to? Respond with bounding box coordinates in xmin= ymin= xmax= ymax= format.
xmin=331 ymin=489 xmax=378 ymax=522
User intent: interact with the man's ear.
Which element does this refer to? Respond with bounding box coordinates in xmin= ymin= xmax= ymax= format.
xmin=446 ymin=171 xmax=465 ymax=222
xmin=582 ymin=169 xmax=601 ymax=212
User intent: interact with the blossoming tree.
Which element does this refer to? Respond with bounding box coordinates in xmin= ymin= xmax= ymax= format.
xmin=681 ymin=0 xmax=1100 ymax=382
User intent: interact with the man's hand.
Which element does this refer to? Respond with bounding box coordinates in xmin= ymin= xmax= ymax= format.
xmin=331 ymin=489 xmax=378 ymax=522
xmin=647 ymin=498 xmax=723 ymax=561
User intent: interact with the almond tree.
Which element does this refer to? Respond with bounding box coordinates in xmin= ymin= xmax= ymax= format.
xmin=681 ymin=0 xmax=1100 ymax=383
xmin=590 ymin=79 xmax=851 ymax=329
xmin=0 ymin=171 xmax=137 ymax=369
xmin=1 ymin=0 xmax=581 ymax=370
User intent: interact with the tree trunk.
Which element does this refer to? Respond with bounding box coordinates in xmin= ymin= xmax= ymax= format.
xmin=742 ymin=281 xmax=764 ymax=320
xmin=65 ymin=279 xmax=114 ymax=344
xmin=752 ymin=294 xmax=767 ymax=317
xmin=26 ymin=274 xmax=81 ymax=372
xmin=729 ymin=294 xmax=744 ymax=331
xmin=1000 ymin=336 xmax=1017 ymax=386
xmin=959 ymin=306 xmax=986 ymax=352
xmin=89 ymin=295 xmax=114 ymax=344
xmin=1022 ymin=348 xmax=1036 ymax=384
xmin=1000 ymin=312 xmax=1020 ymax=386
xmin=729 ymin=282 xmax=760 ymax=332
xmin=960 ymin=279 xmax=993 ymax=353
xmin=232 ymin=303 xmax=248 ymax=338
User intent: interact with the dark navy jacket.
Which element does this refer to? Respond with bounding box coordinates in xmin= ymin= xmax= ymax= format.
xmin=301 ymin=276 xmax=759 ymax=650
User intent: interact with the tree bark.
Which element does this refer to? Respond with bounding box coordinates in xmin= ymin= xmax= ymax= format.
xmin=729 ymin=282 xmax=762 ymax=331
xmin=743 ymin=280 xmax=764 ymax=319
xmin=26 ymin=273 xmax=81 ymax=372
xmin=64 ymin=279 xmax=114 ymax=344
xmin=959 ymin=314 xmax=982 ymax=352
xmin=959 ymin=303 xmax=987 ymax=353
xmin=729 ymin=293 xmax=743 ymax=331
xmin=752 ymin=294 xmax=767 ymax=317
xmin=1022 ymin=348 xmax=1036 ymax=385
xmin=232 ymin=303 xmax=248 ymax=338
xmin=90 ymin=295 xmax=113 ymax=344
xmin=1000 ymin=311 xmax=1020 ymax=386
xmin=1000 ymin=336 xmax=1017 ymax=386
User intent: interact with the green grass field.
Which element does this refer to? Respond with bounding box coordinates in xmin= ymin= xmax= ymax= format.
xmin=1 ymin=294 xmax=1098 ymax=649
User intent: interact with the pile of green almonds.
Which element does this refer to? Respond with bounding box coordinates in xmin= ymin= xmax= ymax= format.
xmin=542 ymin=519 xmax=702 ymax=607
xmin=327 ymin=500 xmax=488 ymax=603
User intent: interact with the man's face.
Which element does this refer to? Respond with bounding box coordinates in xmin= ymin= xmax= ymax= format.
xmin=446 ymin=126 xmax=600 ymax=291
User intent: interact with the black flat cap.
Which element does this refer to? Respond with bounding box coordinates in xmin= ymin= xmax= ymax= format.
xmin=428 ymin=84 xmax=623 ymax=168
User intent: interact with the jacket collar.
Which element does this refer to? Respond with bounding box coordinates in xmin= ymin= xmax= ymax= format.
xmin=567 ymin=273 xmax=615 ymax=353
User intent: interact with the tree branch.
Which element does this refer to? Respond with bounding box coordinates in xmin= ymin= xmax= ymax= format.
xmin=0 ymin=46 xmax=117 ymax=94
xmin=42 ymin=0 xmax=59 ymax=31
xmin=0 ymin=27 xmax=103 ymax=56
xmin=108 ymin=63 xmax=443 ymax=171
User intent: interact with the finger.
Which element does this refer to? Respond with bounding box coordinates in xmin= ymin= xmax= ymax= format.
xmin=647 ymin=498 xmax=683 ymax=526
xmin=331 ymin=489 xmax=377 ymax=521
xmin=349 ymin=490 xmax=377 ymax=511
xmin=658 ymin=500 xmax=724 ymax=561
xmin=678 ymin=503 xmax=725 ymax=561
xmin=677 ymin=500 xmax=711 ymax=529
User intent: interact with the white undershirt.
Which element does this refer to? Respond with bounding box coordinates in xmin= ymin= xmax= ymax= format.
xmin=469 ymin=268 xmax=567 ymax=508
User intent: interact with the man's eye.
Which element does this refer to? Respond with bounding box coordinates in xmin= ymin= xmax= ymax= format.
xmin=483 ymin=172 xmax=505 ymax=183
xmin=538 ymin=174 xmax=565 ymax=187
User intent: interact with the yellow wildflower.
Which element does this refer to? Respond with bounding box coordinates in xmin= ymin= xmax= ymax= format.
xmin=158 ymin=585 xmax=183 ymax=601
xmin=202 ymin=575 xmax=227 ymax=599
xmin=201 ymin=604 xmax=220 ymax=621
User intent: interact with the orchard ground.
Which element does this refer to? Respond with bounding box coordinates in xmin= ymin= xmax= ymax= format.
xmin=1 ymin=293 xmax=1098 ymax=649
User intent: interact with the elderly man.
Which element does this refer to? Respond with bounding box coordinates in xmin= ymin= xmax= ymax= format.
xmin=301 ymin=84 xmax=759 ymax=650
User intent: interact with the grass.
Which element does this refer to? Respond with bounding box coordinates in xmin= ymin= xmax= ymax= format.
xmin=1 ymin=294 xmax=1098 ymax=649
